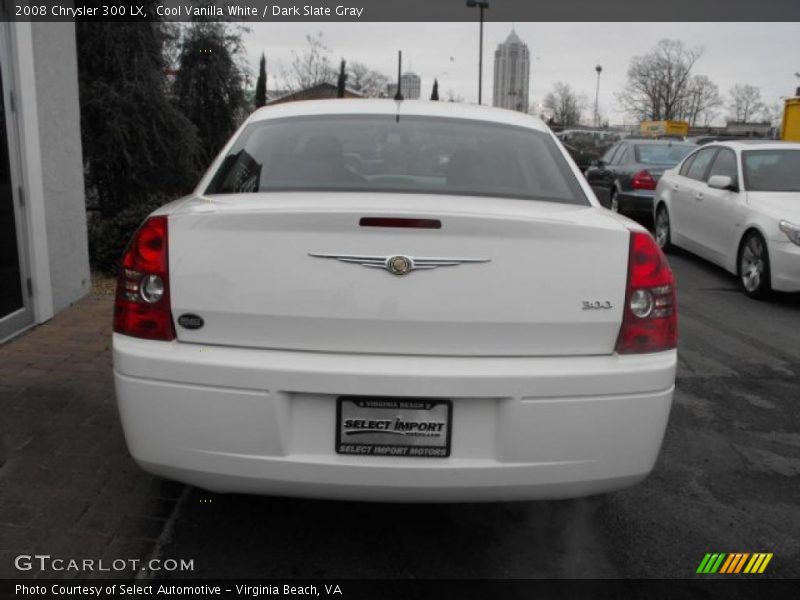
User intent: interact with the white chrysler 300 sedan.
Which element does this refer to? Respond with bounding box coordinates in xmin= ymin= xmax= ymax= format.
xmin=654 ymin=140 xmax=800 ymax=298
xmin=113 ymin=100 xmax=677 ymax=502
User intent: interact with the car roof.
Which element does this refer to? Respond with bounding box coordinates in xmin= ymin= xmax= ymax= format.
xmin=248 ymin=99 xmax=549 ymax=132
xmin=706 ymin=139 xmax=800 ymax=150
xmin=625 ymin=139 xmax=695 ymax=147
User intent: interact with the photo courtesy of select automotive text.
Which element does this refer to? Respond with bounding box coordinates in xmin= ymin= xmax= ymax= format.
xmin=1 ymin=0 xmax=800 ymax=597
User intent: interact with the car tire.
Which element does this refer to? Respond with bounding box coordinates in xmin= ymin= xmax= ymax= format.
xmin=654 ymin=205 xmax=672 ymax=253
xmin=738 ymin=231 xmax=772 ymax=300
xmin=609 ymin=189 xmax=620 ymax=213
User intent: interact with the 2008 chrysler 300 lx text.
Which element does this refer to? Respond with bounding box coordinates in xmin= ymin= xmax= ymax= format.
xmin=113 ymin=100 xmax=677 ymax=502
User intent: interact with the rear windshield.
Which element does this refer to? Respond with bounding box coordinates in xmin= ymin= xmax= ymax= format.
xmin=205 ymin=115 xmax=589 ymax=205
xmin=635 ymin=144 xmax=694 ymax=165
xmin=742 ymin=149 xmax=800 ymax=192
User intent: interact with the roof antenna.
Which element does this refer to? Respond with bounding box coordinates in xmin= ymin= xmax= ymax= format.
xmin=394 ymin=50 xmax=403 ymax=122
xmin=394 ymin=50 xmax=404 ymax=101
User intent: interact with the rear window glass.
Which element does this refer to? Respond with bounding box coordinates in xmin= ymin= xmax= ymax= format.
xmin=616 ymin=146 xmax=632 ymax=165
xmin=601 ymin=144 xmax=621 ymax=164
xmin=742 ymin=149 xmax=800 ymax=192
xmin=635 ymin=144 xmax=694 ymax=165
xmin=205 ymin=115 xmax=588 ymax=205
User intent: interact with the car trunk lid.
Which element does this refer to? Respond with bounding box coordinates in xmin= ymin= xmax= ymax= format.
xmin=167 ymin=193 xmax=631 ymax=357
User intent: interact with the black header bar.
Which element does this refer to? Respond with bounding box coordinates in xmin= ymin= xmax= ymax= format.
xmin=3 ymin=0 xmax=800 ymax=22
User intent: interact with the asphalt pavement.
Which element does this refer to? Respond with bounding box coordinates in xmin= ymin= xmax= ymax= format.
xmin=154 ymin=248 xmax=800 ymax=580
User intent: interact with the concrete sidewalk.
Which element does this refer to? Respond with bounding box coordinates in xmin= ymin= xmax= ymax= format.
xmin=0 ymin=291 xmax=184 ymax=579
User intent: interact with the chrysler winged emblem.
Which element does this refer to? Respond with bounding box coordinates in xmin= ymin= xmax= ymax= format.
xmin=309 ymin=253 xmax=490 ymax=276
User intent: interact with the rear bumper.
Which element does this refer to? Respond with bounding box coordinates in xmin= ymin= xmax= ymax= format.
xmin=617 ymin=191 xmax=655 ymax=218
xmin=770 ymin=240 xmax=800 ymax=293
xmin=113 ymin=334 xmax=676 ymax=502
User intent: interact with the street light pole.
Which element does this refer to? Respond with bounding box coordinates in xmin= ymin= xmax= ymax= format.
xmin=594 ymin=64 xmax=603 ymax=127
xmin=466 ymin=1 xmax=489 ymax=104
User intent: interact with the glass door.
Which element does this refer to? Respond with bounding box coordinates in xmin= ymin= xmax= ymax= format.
xmin=0 ymin=24 xmax=33 ymax=342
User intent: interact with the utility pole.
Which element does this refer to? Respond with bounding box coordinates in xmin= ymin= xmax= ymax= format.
xmin=394 ymin=50 xmax=403 ymax=101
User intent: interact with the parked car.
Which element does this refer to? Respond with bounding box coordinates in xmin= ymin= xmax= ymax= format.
xmin=585 ymin=139 xmax=696 ymax=220
xmin=654 ymin=140 xmax=800 ymax=298
xmin=558 ymin=129 xmax=622 ymax=148
xmin=113 ymin=100 xmax=677 ymax=502
xmin=562 ymin=141 xmax=600 ymax=172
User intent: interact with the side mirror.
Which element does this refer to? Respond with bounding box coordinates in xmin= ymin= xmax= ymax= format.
xmin=589 ymin=159 xmax=605 ymax=169
xmin=708 ymin=175 xmax=737 ymax=191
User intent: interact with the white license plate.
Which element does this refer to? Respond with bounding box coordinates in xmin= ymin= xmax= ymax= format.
xmin=336 ymin=397 xmax=452 ymax=458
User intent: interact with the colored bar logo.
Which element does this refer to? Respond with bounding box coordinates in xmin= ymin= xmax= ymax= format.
xmin=697 ymin=553 xmax=773 ymax=574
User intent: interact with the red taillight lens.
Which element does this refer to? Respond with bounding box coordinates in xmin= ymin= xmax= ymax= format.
xmin=113 ymin=215 xmax=176 ymax=341
xmin=616 ymin=231 xmax=677 ymax=354
xmin=631 ymin=170 xmax=657 ymax=191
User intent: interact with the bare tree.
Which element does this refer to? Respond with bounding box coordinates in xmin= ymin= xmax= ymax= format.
xmin=446 ymin=89 xmax=465 ymax=103
xmin=617 ymin=39 xmax=704 ymax=121
xmin=543 ymin=82 xmax=586 ymax=126
xmin=760 ymin=101 xmax=784 ymax=128
xmin=728 ymin=84 xmax=764 ymax=122
xmin=347 ymin=61 xmax=389 ymax=97
xmin=281 ymin=32 xmax=335 ymax=91
xmin=678 ymin=75 xmax=723 ymax=125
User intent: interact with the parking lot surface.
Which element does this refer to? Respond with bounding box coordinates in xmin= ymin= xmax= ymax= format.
xmin=1 ymin=249 xmax=798 ymax=579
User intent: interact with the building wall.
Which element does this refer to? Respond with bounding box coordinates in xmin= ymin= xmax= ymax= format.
xmin=387 ymin=74 xmax=421 ymax=100
xmin=400 ymin=73 xmax=421 ymax=100
xmin=31 ymin=23 xmax=90 ymax=313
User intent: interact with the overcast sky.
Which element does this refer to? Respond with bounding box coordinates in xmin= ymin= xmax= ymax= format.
xmin=243 ymin=22 xmax=800 ymax=124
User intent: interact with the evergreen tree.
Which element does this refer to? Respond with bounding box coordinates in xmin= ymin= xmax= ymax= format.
xmin=174 ymin=21 xmax=247 ymax=165
xmin=431 ymin=79 xmax=439 ymax=101
xmin=337 ymin=59 xmax=347 ymax=98
xmin=254 ymin=52 xmax=267 ymax=108
xmin=76 ymin=5 xmax=200 ymax=218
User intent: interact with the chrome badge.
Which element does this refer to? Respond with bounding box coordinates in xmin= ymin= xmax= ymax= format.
xmin=309 ymin=253 xmax=490 ymax=276
xmin=582 ymin=300 xmax=613 ymax=310
xmin=387 ymin=255 xmax=412 ymax=275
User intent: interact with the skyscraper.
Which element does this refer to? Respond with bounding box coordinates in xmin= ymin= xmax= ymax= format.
xmin=492 ymin=30 xmax=530 ymax=112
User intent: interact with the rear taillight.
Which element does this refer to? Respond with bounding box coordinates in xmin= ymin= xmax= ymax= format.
xmin=631 ymin=170 xmax=657 ymax=191
xmin=113 ymin=215 xmax=176 ymax=341
xmin=615 ymin=231 xmax=677 ymax=354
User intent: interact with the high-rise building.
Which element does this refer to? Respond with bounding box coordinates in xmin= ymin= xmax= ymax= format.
xmin=492 ymin=30 xmax=530 ymax=112
xmin=386 ymin=72 xmax=421 ymax=100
